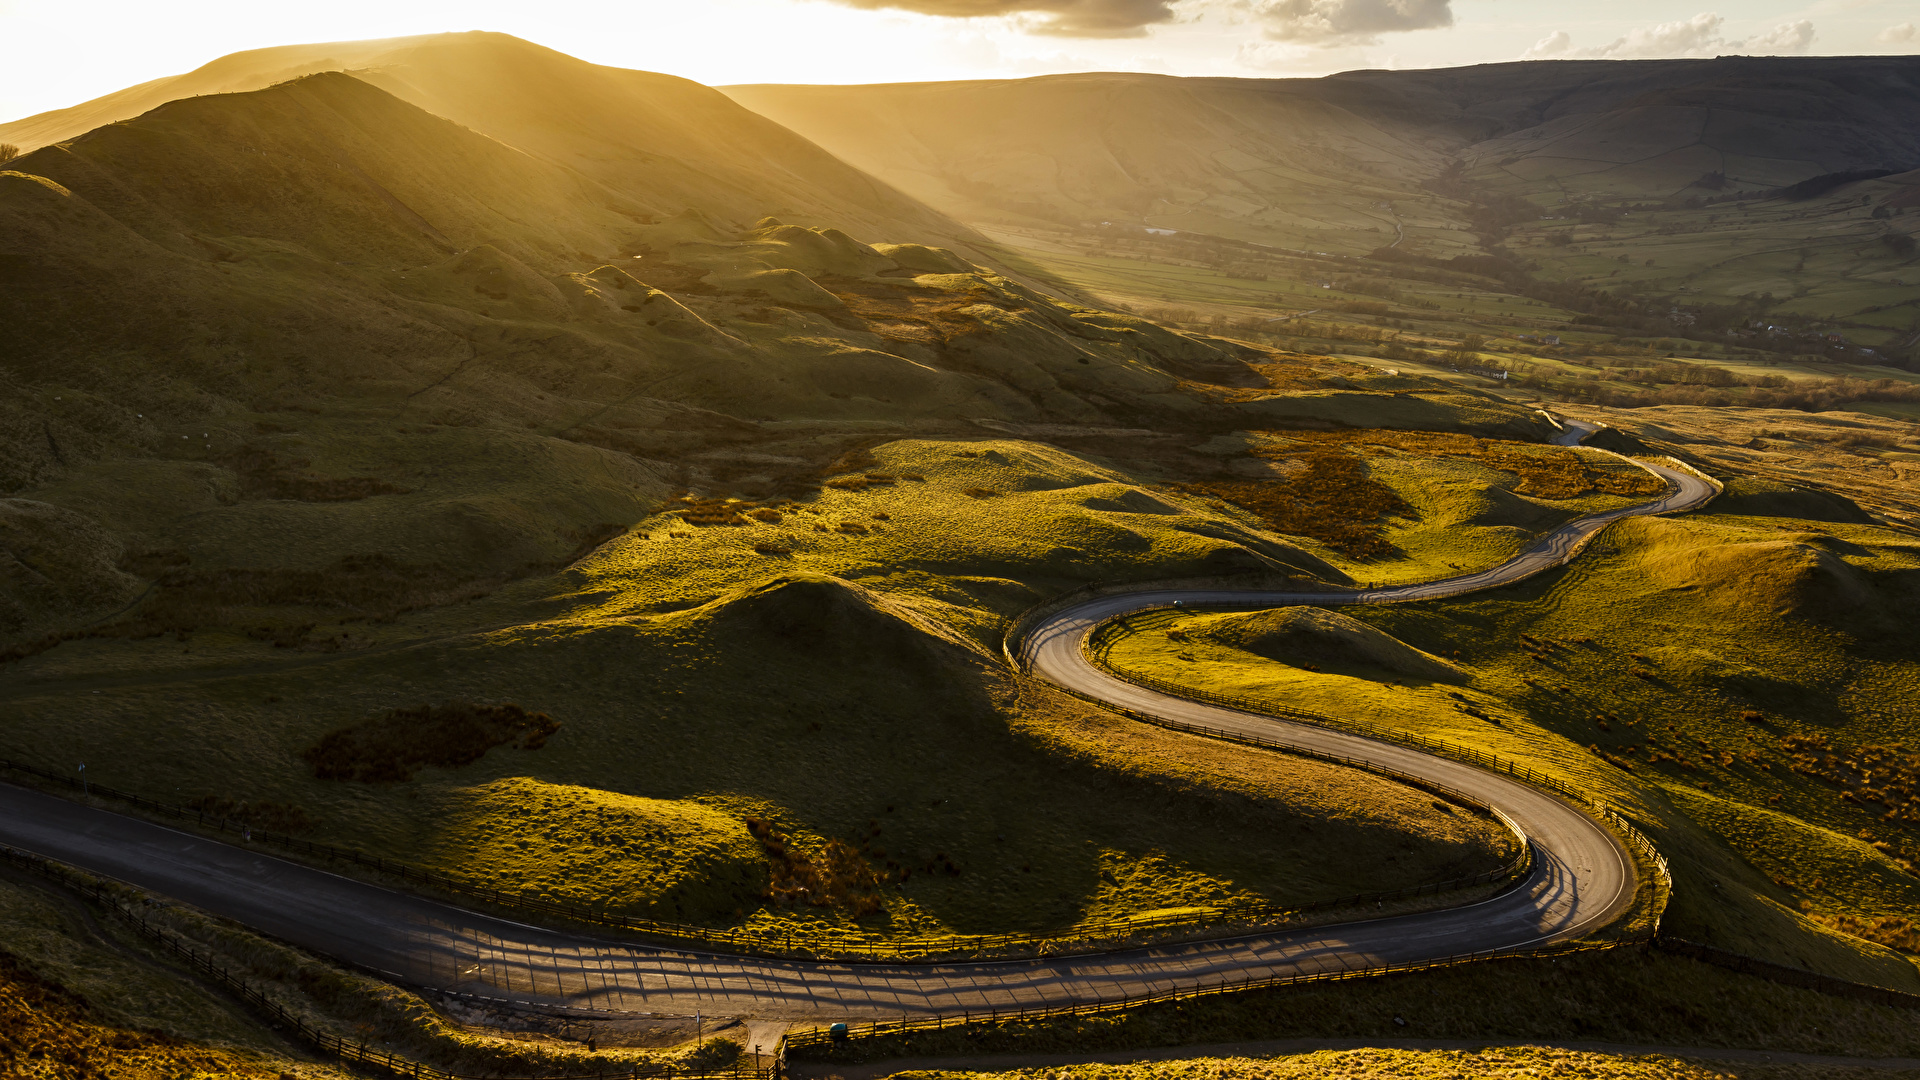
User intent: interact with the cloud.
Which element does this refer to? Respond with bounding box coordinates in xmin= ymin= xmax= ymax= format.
xmin=1881 ymin=22 xmax=1917 ymax=45
xmin=1587 ymin=12 xmax=1725 ymax=58
xmin=1523 ymin=12 xmax=1815 ymax=60
xmin=823 ymin=0 xmax=1178 ymax=36
xmin=1239 ymin=0 xmax=1452 ymax=45
xmin=1736 ymin=19 xmax=1814 ymax=54
xmin=1524 ymin=30 xmax=1571 ymax=58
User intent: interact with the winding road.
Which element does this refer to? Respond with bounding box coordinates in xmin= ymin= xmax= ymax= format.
xmin=0 ymin=422 xmax=1718 ymax=1023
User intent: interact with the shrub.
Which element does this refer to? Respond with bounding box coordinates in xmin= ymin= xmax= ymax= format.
xmin=1180 ymin=450 xmax=1409 ymax=558
xmin=745 ymin=818 xmax=886 ymax=916
xmin=0 ymin=144 xmax=17 ymax=164
xmin=301 ymin=702 xmax=560 ymax=783
xmin=674 ymin=497 xmax=751 ymax=525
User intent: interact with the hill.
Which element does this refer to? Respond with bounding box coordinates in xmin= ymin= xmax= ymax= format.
xmin=725 ymin=72 xmax=1456 ymax=256
xmin=727 ymin=58 xmax=1920 ymax=258
xmin=10 ymin=35 xmax=1920 ymax=1067
xmin=0 ymin=31 xmax=977 ymax=253
xmin=0 ymin=66 xmax=1541 ymax=617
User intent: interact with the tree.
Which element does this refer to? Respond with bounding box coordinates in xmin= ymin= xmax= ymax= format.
xmin=0 ymin=144 xmax=19 ymax=164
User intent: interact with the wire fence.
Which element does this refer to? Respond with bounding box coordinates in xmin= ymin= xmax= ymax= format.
xmin=786 ymin=935 xmax=1631 ymax=1051
xmin=0 ymin=844 xmax=774 ymax=1080
xmin=784 ymin=606 xmax=1683 ymax=1053
xmin=0 ymin=753 xmax=1531 ymax=964
xmin=1074 ymin=607 xmax=1674 ymax=919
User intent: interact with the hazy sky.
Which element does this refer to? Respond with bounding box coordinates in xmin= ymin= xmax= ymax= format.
xmin=3 ymin=0 xmax=1917 ymax=123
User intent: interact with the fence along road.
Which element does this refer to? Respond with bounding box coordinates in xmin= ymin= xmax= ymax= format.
xmin=0 ymin=424 xmax=1717 ymax=1023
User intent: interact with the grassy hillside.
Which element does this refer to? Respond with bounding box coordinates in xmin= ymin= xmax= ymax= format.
xmin=9 ymin=35 xmax=1920 ymax=1057
xmin=728 ymin=58 xmax=1920 ymax=257
xmin=3 ymin=436 xmax=1547 ymax=946
xmin=0 ymin=66 xmax=1549 ymax=662
xmin=1096 ymin=498 xmax=1920 ymax=992
xmin=0 ymin=32 xmax=977 ymax=257
xmin=729 ymin=58 xmax=1920 ymax=380
xmin=725 ymin=73 xmax=1455 ymax=258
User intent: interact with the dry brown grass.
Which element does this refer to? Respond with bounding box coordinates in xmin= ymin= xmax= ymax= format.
xmin=827 ymin=279 xmax=1009 ymax=345
xmin=1266 ymin=430 xmax=1667 ymax=500
xmin=1181 ymin=451 xmax=1409 ymax=558
xmin=746 ymin=817 xmax=887 ymax=916
xmin=1781 ymin=735 xmax=1920 ymax=870
xmin=673 ymin=496 xmax=754 ymax=525
xmin=1812 ymin=913 xmax=1920 ymax=955
xmin=0 ymin=950 xmax=275 ymax=1079
xmin=301 ymin=702 xmax=560 ymax=783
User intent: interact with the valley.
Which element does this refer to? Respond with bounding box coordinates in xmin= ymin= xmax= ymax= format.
xmin=2 ymin=31 xmax=1919 ymax=1080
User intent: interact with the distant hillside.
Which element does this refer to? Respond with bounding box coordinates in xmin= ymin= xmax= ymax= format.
xmin=725 ymin=73 xmax=1456 ymax=256
xmin=727 ymin=57 xmax=1920 ymax=253
xmin=0 ymin=31 xmax=978 ymax=253
xmin=2 ymin=68 xmax=1534 ymax=649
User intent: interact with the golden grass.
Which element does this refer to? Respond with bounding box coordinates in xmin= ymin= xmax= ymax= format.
xmin=1097 ymin=505 xmax=1920 ymax=989
xmin=879 ymin=1046 xmax=1763 ymax=1080
xmin=1262 ymin=430 xmax=1668 ymax=501
xmin=424 ymin=778 xmax=767 ymax=923
xmin=0 ymin=949 xmax=282 ymax=1080
xmin=827 ymin=279 xmax=1008 ymax=346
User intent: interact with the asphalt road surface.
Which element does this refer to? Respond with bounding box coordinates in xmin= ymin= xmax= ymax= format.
xmin=0 ymin=425 xmax=1716 ymax=1021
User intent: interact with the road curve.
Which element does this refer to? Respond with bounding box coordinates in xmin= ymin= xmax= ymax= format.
xmin=0 ymin=426 xmax=1717 ymax=1022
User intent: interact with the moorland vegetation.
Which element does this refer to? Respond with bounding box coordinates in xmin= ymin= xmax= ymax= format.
xmin=3 ymin=32 xmax=1920 ymax=1073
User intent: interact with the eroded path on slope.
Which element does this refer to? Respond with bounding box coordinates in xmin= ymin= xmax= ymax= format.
xmin=0 ymin=428 xmax=1716 ymax=1021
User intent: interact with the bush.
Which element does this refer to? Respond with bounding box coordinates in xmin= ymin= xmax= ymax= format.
xmin=0 ymin=144 xmax=18 ymax=164
xmin=301 ymin=702 xmax=560 ymax=783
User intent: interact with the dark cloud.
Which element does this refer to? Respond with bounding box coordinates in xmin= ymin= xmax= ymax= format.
xmin=1250 ymin=0 xmax=1452 ymax=45
xmin=826 ymin=0 xmax=1178 ymax=37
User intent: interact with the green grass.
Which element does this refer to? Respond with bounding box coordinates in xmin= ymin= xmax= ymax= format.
xmin=1505 ymin=185 xmax=1920 ymax=332
xmin=1096 ymin=505 xmax=1920 ymax=991
xmin=3 ymin=427 xmax=1730 ymax=948
xmin=6 ymin=436 xmax=1579 ymax=947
